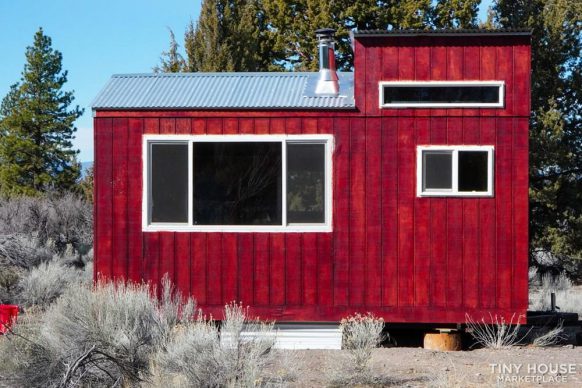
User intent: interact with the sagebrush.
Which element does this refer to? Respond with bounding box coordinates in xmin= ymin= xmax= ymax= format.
xmin=0 ymin=193 xmax=92 ymax=254
xmin=16 ymin=260 xmax=88 ymax=308
xmin=340 ymin=313 xmax=385 ymax=374
xmin=0 ymin=276 xmax=194 ymax=387
xmin=153 ymin=301 xmax=277 ymax=387
xmin=0 ymin=194 xmax=93 ymax=305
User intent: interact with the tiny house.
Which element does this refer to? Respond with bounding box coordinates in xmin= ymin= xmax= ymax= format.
xmin=92 ymin=28 xmax=531 ymax=326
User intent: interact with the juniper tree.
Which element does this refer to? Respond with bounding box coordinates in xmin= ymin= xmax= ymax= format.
xmin=155 ymin=29 xmax=186 ymax=73
xmin=262 ymin=0 xmax=478 ymax=70
xmin=182 ymin=0 xmax=282 ymax=72
xmin=0 ymin=28 xmax=83 ymax=196
xmin=164 ymin=0 xmax=479 ymax=72
xmin=432 ymin=0 xmax=480 ymax=28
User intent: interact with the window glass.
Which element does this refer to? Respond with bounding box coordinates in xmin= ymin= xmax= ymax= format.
xmin=151 ymin=143 xmax=189 ymax=223
xmin=193 ymin=142 xmax=282 ymax=225
xmin=459 ymin=151 xmax=489 ymax=192
xmin=423 ymin=152 xmax=453 ymax=190
xmin=383 ymin=85 xmax=499 ymax=104
xmin=287 ymin=143 xmax=325 ymax=223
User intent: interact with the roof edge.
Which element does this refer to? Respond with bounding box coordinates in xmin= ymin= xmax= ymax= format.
xmin=109 ymin=71 xmax=354 ymax=78
xmin=353 ymin=28 xmax=533 ymax=38
xmin=92 ymin=106 xmax=358 ymax=112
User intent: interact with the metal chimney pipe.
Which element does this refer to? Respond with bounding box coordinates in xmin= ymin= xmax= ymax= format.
xmin=315 ymin=28 xmax=339 ymax=96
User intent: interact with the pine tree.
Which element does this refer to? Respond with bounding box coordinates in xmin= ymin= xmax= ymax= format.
xmin=491 ymin=0 xmax=582 ymax=272
xmin=0 ymin=28 xmax=83 ymax=196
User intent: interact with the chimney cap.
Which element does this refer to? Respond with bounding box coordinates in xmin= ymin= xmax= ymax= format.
xmin=315 ymin=28 xmax=336 ymax=38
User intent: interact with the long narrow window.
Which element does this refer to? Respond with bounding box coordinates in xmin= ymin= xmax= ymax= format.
xmin=380 ymin=81 xmax=504 ymax=108
xmin=417 ymin=146 xmax=494 ymax=197
xmin=143 ymin=135 xmax=333 ymax=232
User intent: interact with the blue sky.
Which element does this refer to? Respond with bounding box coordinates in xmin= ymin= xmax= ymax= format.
xmin=0 ymin=1 xmax=491 ymax=163
xmin=0 ymin=0 xmax=201 ymax=162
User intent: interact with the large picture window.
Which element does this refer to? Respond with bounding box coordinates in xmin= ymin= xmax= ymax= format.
xmin=143 ymin=135 xmax=333 ymax=232
xmin=380 ymin=81 xmax=504 ymax=108
xmin=417 ymin=146 xmax=494 ymax=197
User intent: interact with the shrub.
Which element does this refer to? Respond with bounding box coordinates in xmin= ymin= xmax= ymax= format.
xmin=17 ymin=260 xmax=84 ymax=308
xmin=0 ymin=265 xmax=21 ymax=304
xmin=465 ymin=313 xmax=528 ymax=349
xmin=154 ymin=302 xmax=277 ymax=387
xmin=0 ymin=193 xmax=92 ymax=253
xmin=153 ymin=314 xmax=223 ymax=387
xmin=340 ymin=313 xmax=385 ymax=374
xmin=0 ymin=277 xmax=194 ymax=387
xmin=0 ymin=234 xmax=52 ymax=269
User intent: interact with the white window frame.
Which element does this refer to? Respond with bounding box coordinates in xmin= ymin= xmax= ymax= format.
xmin=416 ymin=145 xmax=494 ymax=197
xmin=142 ymin=134 xmax=334 ymax=233
xmin=379 ymin=81 xmax=505 ymax=108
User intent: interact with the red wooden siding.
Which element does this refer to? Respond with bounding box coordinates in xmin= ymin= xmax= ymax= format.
xmin=94 ymin=34 xmax=530 ymax=323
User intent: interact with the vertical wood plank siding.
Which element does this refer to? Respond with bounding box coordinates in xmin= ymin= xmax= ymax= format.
xmin=93 ymin=35 xmax=530 ymax=323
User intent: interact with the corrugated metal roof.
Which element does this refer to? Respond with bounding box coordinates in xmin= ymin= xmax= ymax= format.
xmin=353 ymin=28 xmax=532 ymax=37
xmin=91 ymin=72 xmax=355 ymax=110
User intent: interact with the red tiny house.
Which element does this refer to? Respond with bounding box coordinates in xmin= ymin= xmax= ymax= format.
xmin=93 ymin=30 xmax=531 ymax=324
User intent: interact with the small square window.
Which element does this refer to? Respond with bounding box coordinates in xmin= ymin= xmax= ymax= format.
xmin=417 ymin=146 xmax=493 ymax=197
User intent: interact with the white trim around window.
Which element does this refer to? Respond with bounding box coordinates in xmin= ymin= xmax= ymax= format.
xmin=142 ymin=134 xmax=334 ymax=233
xmin=416 ymin=145 xmax=494 ymax=197
xmin=379 ymin=81 xmax=505 ymax=108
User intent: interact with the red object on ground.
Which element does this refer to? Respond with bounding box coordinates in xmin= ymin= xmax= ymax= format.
xmin=0 ymin=304 xmax=18 ymax=334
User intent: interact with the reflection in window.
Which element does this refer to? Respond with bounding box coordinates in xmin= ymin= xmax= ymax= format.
xmin=423 ymin=151 xmax=453 ymax=191
xmin=193 ymin=142 xmax=282 ymax=225
xmin=150 ymin=143 xmax=189 ymax=223
xmin=383 ymin=86 xmax=500 ymax=104
xmin=459 ymin=151 xmax=489 ymax=192
xmin=287 ymin=143 xmax=325 ymax=223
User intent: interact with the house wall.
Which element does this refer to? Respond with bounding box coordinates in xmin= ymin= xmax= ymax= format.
xmin=93 ymin=34 xmax=530 ymax=323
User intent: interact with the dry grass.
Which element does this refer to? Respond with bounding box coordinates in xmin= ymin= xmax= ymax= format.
xmin=532 ymin=320 xmax=566 ymax=347
xmin=465 ymin=313 xmax=528 ymax=349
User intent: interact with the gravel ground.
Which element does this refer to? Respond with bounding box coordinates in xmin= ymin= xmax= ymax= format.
xmin=273 ymin=346 xmax=582 ymax=387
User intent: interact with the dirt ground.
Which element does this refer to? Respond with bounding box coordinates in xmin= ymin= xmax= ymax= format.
xmin=276 ymin=346 xmax=582 ymax=387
